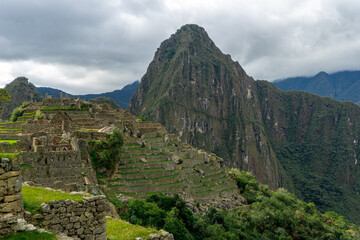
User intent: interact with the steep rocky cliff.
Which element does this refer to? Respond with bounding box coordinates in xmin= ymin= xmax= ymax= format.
xmin=128 ymin=24 xmax=286 ymax=190
xmin=128 ymin=24 xmax=360 ymax=223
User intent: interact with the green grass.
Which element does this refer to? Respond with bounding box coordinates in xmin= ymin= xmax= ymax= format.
xmin=118 ymin=169 xmax=177 ymax=175
xmin=145 ymin=136 xmax=162 ymax=139
xmin=126 ymin=143 xmax=141 ymax=146
xmin=0 ymin=152 xmax=21 ymax=160
xmin=123 ymin=172 xmax=180 ymax=182
xmin=20 ymin=164 xmax=33 ymax=169
xmin=22 ymin=186 xmax=87 ymax=214
xmin=3 ymin=231 xmax=57 ymax=240
xmin=0 ymin=140 xmax=18 ymax=144
xmin=106 ymin=217 xmax=160 ymax=240
xmin=144 ymin=167 xmax=165 ymax=170
xmin=108 ymin=184 xmax=127 ymax=188
xmin=220 ymin=187 xmax=237 ymax=193
xmin=108 ymin=178 xmax=124 ymax=182
xmin=76 ymin=129 xmax=98 ymax=132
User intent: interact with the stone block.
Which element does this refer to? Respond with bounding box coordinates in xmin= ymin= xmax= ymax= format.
xmin=96 ymin=204 xmax=105 ymax=212
xmin=41 ymin=203 xmax=50 ymax=213
xmin=96 ymin=232 xmax=107 ymax=240
xmin=149 ymin=233 xmax=161 ymax=240
xmin=0 ymin=180 xmax=6 ymax=187
xmin=93 ymin=223 xmax=106 ymax=234
xmin=0 ymin=171 xmax=19 ymax=180
xmin=4 ymin=194 xmax=20 ymax=203
xmin=11 ymin=165 xmax=20 ymax=171
xmin=70 ymin=216 xmax=80 ymax=222
xmin=74 ymin=221 xmax=81 ymax=229
xmin=77 ymin=226 xmax=84 ymax=235
xmin=50 ymin=224 xmax=63 ymax=233
xmin=0 ymin=199 xmax=22 ymax=213
xmin=85 ymin=235 xmax=95 ymax=240
xmin=65 ymin=223 xmax=74 ymax=229
xmin=50 ymin=216 xmax=61 ymax=224
xmin=0 ymin=186 xmax=7 ymax=197
xmin=0 ymin=227 xmax=12 ymax=235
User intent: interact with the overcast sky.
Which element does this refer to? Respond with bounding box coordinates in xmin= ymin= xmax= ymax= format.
xmin=0 ymin=0 xmax=359 ymax=94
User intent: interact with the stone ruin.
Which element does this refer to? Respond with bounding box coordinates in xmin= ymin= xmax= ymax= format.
xmin=0 ymin=158 xmax=108 ymax=239
xmin=2 ymin=96 xmax=244 ymax=214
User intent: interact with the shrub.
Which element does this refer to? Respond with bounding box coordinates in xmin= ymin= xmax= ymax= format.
xmin=128 ymin=198 xmax=166 ymax=228
xmin=89 ymin=129 xmax=124 ymax=174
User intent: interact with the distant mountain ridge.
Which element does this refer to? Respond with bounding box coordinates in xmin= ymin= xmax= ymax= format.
xmin=274 ymin=71 xmax=360 ymax=104
xmin=37 ymin=81 xmax=139 ymax=109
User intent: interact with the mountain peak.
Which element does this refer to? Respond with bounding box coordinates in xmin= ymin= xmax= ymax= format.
xmin=314 ymin=71 xmax=329 ymax=78
xmin=157 ymin=24 xmax=215 ymax=58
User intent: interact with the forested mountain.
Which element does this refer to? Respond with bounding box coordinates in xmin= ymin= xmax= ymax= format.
xmin=37 ymin=81 xmax=139 ymax=109
xmin=1 ymin=77 xmax=43 ymax=120
xmin=128 ymin=24 xmax=360 ymax=223
xmin=274 ymin=71 xmax=360 ymax=104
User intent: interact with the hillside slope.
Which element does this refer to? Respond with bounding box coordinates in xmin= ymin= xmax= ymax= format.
xmin=1 ymin=77 xmax=43 ymax=120
xmin=274 ymin=71 xmax=360 ymax=104
xmin=128 ymin=24 xmax=360 ymax=223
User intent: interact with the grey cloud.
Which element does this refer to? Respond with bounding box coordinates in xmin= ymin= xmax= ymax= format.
xmin=0 ymin=0 xmax=360 ymax=93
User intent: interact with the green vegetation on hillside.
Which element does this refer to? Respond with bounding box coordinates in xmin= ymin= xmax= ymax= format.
xmin=0 ymin=88 xmax=11 ymax=105
xmin=121 ymin=170 xmax=359 ymax=239
xmin=89 ymin=129 xmax=124 ymax=175
xmin=10 ymin=102 xmax=29 ymax=122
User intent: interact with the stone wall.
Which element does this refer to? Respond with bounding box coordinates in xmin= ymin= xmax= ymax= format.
xmin=0 ymin=159 xmax=24 ymax=236
xmin=38 ymin=195 xmax=107 ymax=240
xmin=19 ymin=150 xmax=97 ymax=189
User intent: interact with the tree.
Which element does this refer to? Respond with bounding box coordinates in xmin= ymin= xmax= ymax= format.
xmin=0 ymin=89 xmax=11 ymax=118
xmin=0 ymin=89 xmax=11 ymax=104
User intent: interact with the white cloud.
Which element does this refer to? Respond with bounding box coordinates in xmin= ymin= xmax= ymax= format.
xmin=0 ymin=0 xmax=360 ymax=92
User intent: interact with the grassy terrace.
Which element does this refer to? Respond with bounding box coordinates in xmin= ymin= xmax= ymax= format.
xmin=132 ymin=154 xmax=168 ymax=157
xmin=144 ymin=136 xmax=162 ymax=139
xmin=121 ymin=160 xmax=172 ymax=166
xmin=125 ymin=143 xmax=141 ymax=146
xmin=123 ymin=172 xmax=180 ymax=182
xmin=0 ymin=140 xmax=18 ymax=144
xmin=194 ymin=176 xmax=228 ymax=186
xmin=22 ymin=186 xmax=88 ymax=214
xmin=109 ymin=180 xmax=184 ymax=189
xmin=220 ymin=187 xmax=238 ymax=193
xmin=0 ymin=152 xmax=21 ymax=160
xmin=118 ymin=169 xmax=178 ymax=175
xmin=106 ymin=217 xmax=160 ymax=240
xmin=0 ymin=128 xmax=21 ymax=132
